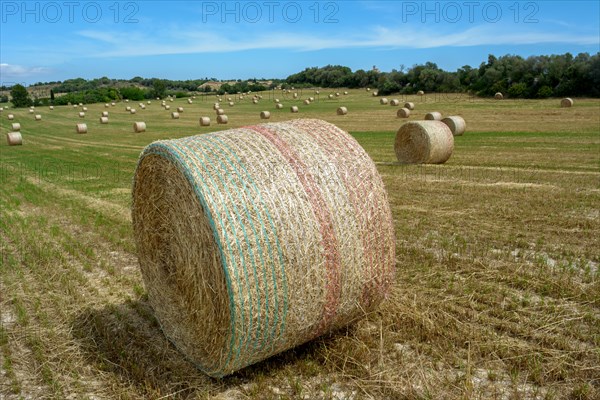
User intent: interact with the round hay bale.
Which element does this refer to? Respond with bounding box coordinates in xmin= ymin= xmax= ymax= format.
xmin=148 ymin=101 xmax=152 ymax=105
xmin=11 ymin=123 xmax=21 ymax=131
xmin=290 ymin=106 xmax=299 ymax=113
xmin=111 ymin=102 xmax=116 ymax=106
xmin=100 ymin=116 xmax=109 ymax=124
xmin=131 ymin=118 xmax=395 ymax=378
xmin=560 ymin=98 xmax=573 ymax=108
xmin=213 ymin=103 xmax=220 ymax=110
xmin=216 ymin=108 xmax=225 ymax=115
xmin=229 ymin=102 xmax=235 ymax=107
xmin=79 ymin=112 xmax=86 ymax=118
xmin=441 ymin=116 xmax=466 ymax=136
xmin=102 ymin=111 xmax=109 ymax=117
xmin=165 ymin=105 xmax=171 ymax=110
xmin=253 ymin=99 xmax=259 ymax=104
xmin=134 ymin=122 xmax=146 ymax=132
xmin=141 ymin=104 xmax=146 ymax=109
xmin=126 ymin=106 xmax=131 ymax=111
xmin=82 ymin=107 xmax=88 ymax=111
xmin=335 ymin=92 xmax=340 ymax=97
xmin=29 ymin=109 xmax=34 ymax=114
xmin=130 ymin=109 xmax=137 ymax=114
xmin=380 ymin=98 xmax=388 ymax=105
xmin=105 ymin=103 xmax=110 ymax=108
xmin=304 ymin=99 xmax=310 ymax=105
xmin=395 ymin=121 xmax=454 ymax=164
xmin=328 ymin=94 xmax=334 ymax=99
xmin=177 ymin=107 xmax=184 ymax=113
xmin=494 ymin=92 xmax=503 ymax=100
xmin=373 ymin=91 xmax=378 ymax=96
xmin=404 ymin=102 xmax=415 ymax=110
xmin=200 ymin=117 xmax=211 ymax=126
xmin=6 ymin=132 xmax=22 ymax=146
xmin=417 ymin=90 xmax=425 ymax=96
xmin=343 ymin=91 xmax=348 ymax=95
xmin=49 ymin=106 xmax=54 ymax=110
xmin=170 ymin=98 xmax=174 ymax=102
xmin=78 ymin=103 xmax=82 ymax=107
xmin=260 ymin=111 xmax=271 ymax=119
xmin=366 ymin=87 xmax=371 ymax=91
xmin=217 ymin=115 xmax=228 ymax=124
xmin=172 ymin=112 xmax=180 ymax=119
xmin=34 ymin=115 xmax=42 ymax=121
xmin=274 ymin=98 xmax=280 ymax=103
xmin=7 ymin=114 xmax=14 ymax=120
xmin=336 ymin=106 xmax=348 ymax=115
xmin=76 ymin=123 xmax=88 ymax=134
xmin=293 ymin=93 xmax=298 ymax=99
xmin=397 ymin=108 xmax=410 ymax=118
xmin=188 ymin=99 xmax=193 ymax=104
xmin=390 ymin=99 xmax=400 ymax=106
xmin=73 ymin=105 xmax=78 ymax=108
xmin=227 ymin=97 xmax=233 ymax=102
xmin=125 ymin=99 xmax=130 ymax=103
xmin=309 ymin=97 xmax=314 ymax=102
xmin=315 ymin=90 xmax=320 ymax=94
xmin=424 ymin=112 xmax=442 ymax=121
xmin=276 ymin=103 xmax=283 ymax=109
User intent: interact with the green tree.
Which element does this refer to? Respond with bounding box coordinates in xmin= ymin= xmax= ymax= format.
xmin=151 ymin=79 xmax=166 ymax=99
xmin=10 ymin=84 xmax=32 ymax=108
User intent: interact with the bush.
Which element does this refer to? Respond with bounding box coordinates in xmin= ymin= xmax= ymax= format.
xmin=537 ymin=85 xmax=553 ymax=98
xmin=10 ymin=84 xmax=33 ymax=108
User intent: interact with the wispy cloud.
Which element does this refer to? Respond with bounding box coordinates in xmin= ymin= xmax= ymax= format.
xmin=0 ymin=63 xmax=51 ymax=78
xmin=74 ymin=24 xmax=599 ymax=58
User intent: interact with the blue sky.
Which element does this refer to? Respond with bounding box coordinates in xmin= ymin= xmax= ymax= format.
xmin=1 ymin=1 xmax=598 ymax=85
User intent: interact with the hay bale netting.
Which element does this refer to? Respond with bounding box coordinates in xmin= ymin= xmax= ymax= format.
xmin=35 ymin=115 xmax=42 ymax=121
xmin=561 ymin=98 xmax=574 ymax=108
xmin=290 ymin=106 xmax=299 ymax=113
xmin=424 ymin=112 xmax=442 ymax=121
xmin=134 ymin=122 xmax=146 ymax=132
xmin=131 ymin=118 xmax=395 ymax=378
xmin=172 ymin=112 xmax=180 ymax=119
xmin=217 ymin=115 xmax=228 ymax=124
xmin=404 ymin=102 xmax=415 ymax=110
xmin=390 ymin=99 xmax=400 ymax=106
xmin=441 ymin=116 xmax=466 ymax=136
xmin=380 ymin=98 xmax=388 ymax=105
xmin=200 ymin=117 xmax=211 ymax=126
xmin=395 ymin=121 xmax=454 ymax=164
xmin=494 ymin=92 xmax=503 ymax=100
xmin=336 ymin=106 xmax=348 ymax=115
xmin=100 ymin=116 xmax=109 ymax=124
xmin=6 ymin=132 xmax=23 ymax=146
xmin=76 ymin=123 xmax=88 ymax=134
xmin=397 ymin=108 xmax=410 ymax=118
xmin=11 ymin=123 xmax=21 ymax=131
xmin=260 ymin=111 xmax=271 ymax=119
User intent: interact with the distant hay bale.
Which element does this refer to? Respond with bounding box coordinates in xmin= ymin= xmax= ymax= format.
xmin=290 ymin=106 xmax=299 ymax=113
xmin=177 ymin=107 xmax=184 ymax=112
xmin=397 ymin=108 xmax=410 ymax=118
xmin=171 ymin=112 xmax=180 ymax=119
xmin=130 ymin=109 xmax=137 ymax=114
xmin=229 ymin=102 xmax=235 ymax=107
xmin=147 ymin=101 xmax=152 ymax=105
xmin=134 ymin=122 xmax=146 ymax=132
xmin=560 ymin=98 xmax=573 ymax=107
xmin=49 ymin=106 xmax=54 ymax=110
xmin=380 ymin=98 xmax=388 ymax=105
xmin=73 ymin=105 xmax=78 ymax=108
xmin=336 ymin=106 xmax=348 ymax=115
xmin=170 ymin=98 xmax=174 ymax=102
xmin=11 ymin=123 xmax=21 ymax=131
xmin=6 ymin=132 xmax=22 ymax=146
xmin=29 ymin=109 xmax=34 ymax=114
xmin=441 ymin=116 xmax=466 ymax=136
xmin=78 ymin=103 xmax=83 ymax=106
xmin=188 ymin=99 xmax=193 ymax=104
xmin=328 ymin=94 xmax=334 ymax=99
xmin=213 ymin=103 xmax=220 ymax=110
xmin=395 ymin=121 xmax=453 ymax=164
xmin=417 ymin=90 xmax=425 ymax=96
xmin=390 ymin=99 xmax=400 ymax=106
xmin=227 ymin=97 xmax=232 ymax=102
xmin=404 ymin=102 xmax=415 ymax=110
xmin=276 ymin=103 xmax=283 ymax=109
xmin=216 ymin=108 xmax=225 ymax=115
xmin=424 ymin=112 xmax=442 ymax=120
xmin=165 ymin=105 xmax=171 ymax=110
xmin=315 ymin=90 xmax=320 ymax=94
xmin=217 ymin=115 xmax=228 ymax=124
xmin=102 ymin=111 xmax=109 ymax=117
xmin=125 ymin=99 xmax=129 ymax=103
xmin=100 ymin=116 xmax=109 ymax=124
xmin=275 ymin=98 xmax=280 ymax=103
xmin=111 ymin=102 xmax=116 ymax=106
xmin=253 ymin=99 xmax=259 ymax=104
xmin=141 ymin=104 xmax=146 ymax=109
xmin=200 ymin=117 xmax=211 ymax=126
xmin=7 ymin=114 xmax=14 ymax=120
xmin=79 ymin=112 xmax=86 ymax=118
xmin=372 ymin=92 xmax=378 ymax=97
xmin=494 ymin=92 xmax=503 ymax=100
xmin=335 ymin=92 xmax=340 ymax=97
xmin=131 ymin=118 xmax=395 ymax=378
xmin=304 ymin=99 xmax=310 ymax=105
xmin=126 ymin=106 xmax=131 ymax=111
xmin=366 ymin=87 xmax=371 ymax=91
xmin=34 ymin=115 xmax=42 ymax=121
xmin=260 ymin=111 xmax=271 ymax=119
xmin=343 ymin=91 xmax=348 ymax=95
xmin=76 ymin=123 xmax=87 ymax=134
xmin=105 ymin=103 xmax=110 ymax=108
xmin=293 ymin=93 xmax=298 ymax=99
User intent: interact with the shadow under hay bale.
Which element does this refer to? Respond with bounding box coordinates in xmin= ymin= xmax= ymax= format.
xmin=131 ymin=118 xmax=395 ymax=378
xmin=394 ymin=120 xmax=454 ymax=164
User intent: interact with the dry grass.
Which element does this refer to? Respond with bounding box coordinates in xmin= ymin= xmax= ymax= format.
xmin=0 ymin=91 xmax=598 ymax=399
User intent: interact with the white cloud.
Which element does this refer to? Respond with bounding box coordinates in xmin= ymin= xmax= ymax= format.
xmin=0 ymin=63 xmax=51 ymax=78
xmin=74 ymin=24 xmax=599 ymax=58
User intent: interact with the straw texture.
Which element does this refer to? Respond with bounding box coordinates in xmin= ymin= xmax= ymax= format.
xmin=494 ymin=92 xmax=503 ymax=100
xmin=134 ymin=122 xmax=146 ymax=132
xmin=424 ymin=112 xmax=442 ymax=121
xmin=397 ymin=108 xmax=410 ymax=118
xmin=380 ymin=98 xmax=388 ymax=105
xmin=441 ymin=116 xmax=466 ymax=136
xmin=561 ymin=98 xmax=573 ymax=107
xmin=131 ymin=118 xmax=395 ymax=378
xmin=76 ymin=123 xmax=87 ymax=134
xmin=404 ymin=102 xmax=414 ymax=110
xmin=395 ymin=121 xmax=454 ymax=164
xmin=217 ymin=115 xmax=228 ymax=124
xmin=260 ymin=111 xmax=271 ymax=120
xmin=200 ymin=117 xmax=211 ymax=126
xmin=390 ymin=99 xmax=400 ymax=106
xmin=6 ymin=132 xmax=22 ymax=146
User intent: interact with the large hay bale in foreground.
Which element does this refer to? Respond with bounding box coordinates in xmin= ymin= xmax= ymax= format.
xmin=561 ymin=98 xmax=573 ymax=108
xmin=76 ymin=123 xmax=87 ymax=134
xmin=134 ymin=122 xmax=146 ymax=132
xmin=336 ymin=106 xmax=348 ymax=115
xmin=441 ymin=116 xmax=466 ymax=136
xmin=6 ymin=132 xmax=22 ymax=146
xmin=395 ymin=121 xmax=454 ymax=164
xmin=397 ymin=108 xmax=410 ymax=118
xmin=132 ymin=118 xmax=395 ymax=378
xmin=424 ymin=111 xmax=442 ymax=121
